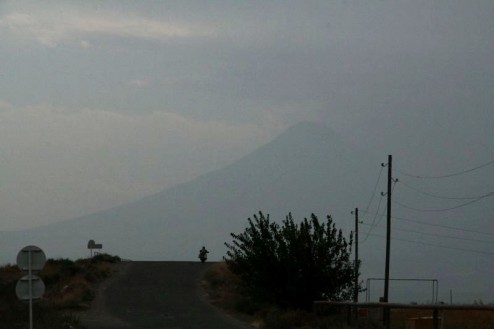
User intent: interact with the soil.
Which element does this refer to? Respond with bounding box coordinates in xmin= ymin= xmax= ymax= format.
xmin=76 ymin=261 xmax=132 ymax=328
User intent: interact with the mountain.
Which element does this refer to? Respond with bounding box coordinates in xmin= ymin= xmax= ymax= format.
xmin=2 ymin=121 xmax=493 ymax=303
xmin=0 ymin=122 xmax=376 ymax=264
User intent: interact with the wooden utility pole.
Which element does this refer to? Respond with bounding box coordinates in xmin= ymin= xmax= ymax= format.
xmin=383 ymin=155 xmax=393 ymax=329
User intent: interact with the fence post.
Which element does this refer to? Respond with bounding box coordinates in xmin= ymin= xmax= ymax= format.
xmin=433 ymin=308 xmax=439 ymax=329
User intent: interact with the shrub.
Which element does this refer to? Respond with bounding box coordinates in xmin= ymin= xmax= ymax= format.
xmin=225 ymin=212 xmax=358 ymax=310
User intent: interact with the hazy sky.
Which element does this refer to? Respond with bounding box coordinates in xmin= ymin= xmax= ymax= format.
xmin=0 ymin=0 xmax=493 ymax=231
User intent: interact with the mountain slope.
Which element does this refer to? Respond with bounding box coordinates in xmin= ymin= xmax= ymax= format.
xmin=0 ymin=122 xmax=377 ymax=263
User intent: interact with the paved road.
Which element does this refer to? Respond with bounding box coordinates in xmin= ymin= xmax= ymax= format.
xmin=80 ymin=261 xmax=252 ymax=329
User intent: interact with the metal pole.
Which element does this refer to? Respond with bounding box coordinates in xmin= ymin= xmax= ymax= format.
xmin=432 ymin=281 xmax=434 ymax=304
xmin=354 ymin=208 xmax=359 ymax=304
xmin=435 ymin=280 xmax=439 ymax=304
xmin=29 ymin=249 xmax=33 ymax=329
xmin=366 ymin=279 xmax=370 ymax=302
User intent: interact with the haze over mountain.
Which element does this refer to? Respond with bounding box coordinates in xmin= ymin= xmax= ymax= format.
xmin=0 ymin=122 xmax=375 ymax=260
xmin=1 ymin=122 xmax=492 ymax=303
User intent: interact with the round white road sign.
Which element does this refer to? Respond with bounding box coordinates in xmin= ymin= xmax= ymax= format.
xmin=16 ymin=245 xmax=46 ymax=272
xmin=15 ymin=275 xmax=46 ymax=301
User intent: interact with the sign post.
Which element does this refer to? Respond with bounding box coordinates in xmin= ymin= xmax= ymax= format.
xmin=87 ymin=239 xmax=103 ymax=257
xmin=16 ymin=245 xmax=46 ymax=329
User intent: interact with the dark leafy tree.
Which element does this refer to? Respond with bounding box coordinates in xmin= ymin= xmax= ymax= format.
xmin=224 ymin=212 xmax=358 ymax=310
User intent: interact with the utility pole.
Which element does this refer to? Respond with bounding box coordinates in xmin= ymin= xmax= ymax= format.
xmin=353 ymin=207 xmax=359 ymax=304
xmin=383 ymin=154 xmax=393 ymax=329
xmin=349 ymin=207 xmax=361 ymax=324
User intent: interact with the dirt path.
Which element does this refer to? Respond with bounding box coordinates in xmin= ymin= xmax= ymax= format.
xmin=78 ymin=261 xmax=251 ymax=329
xmin=77 ymin=261 xmax=132 ymax=328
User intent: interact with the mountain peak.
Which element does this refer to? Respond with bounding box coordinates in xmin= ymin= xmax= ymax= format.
xmin=276 ymin=121 xmax=335 ymax=140
xmin=286 ymin=120 xmax=329 ymax=130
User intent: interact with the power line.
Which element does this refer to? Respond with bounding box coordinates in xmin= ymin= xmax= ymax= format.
xmin=359 ymin=210 xmax=494 ymax=236
xmin=395 ymin=159 xmax=494 ymax=179
xmin=361 ymin=194 xmax=385 ymax=244
xmin=361 ymin=222 xmax=494 ymax=245
xmin=367 ymin=233 xmax=494 ymax=256
xmin=393 ymin=192 xmax=493 ymax=212
xmin=373 ymin=180 xmax=399 ymax=229
xmin=394 ymin=217 xmax=494 ymax=236
xmin=398 ymin=180 xmax=489 ymax=200
xmin=362 ymin=180 xmax=398 ymax=244
xmin=360 ymin=164 xmax=385 ymax=244
xmin=395 ymin=227 xmax=494 ymax=245
xmin=363 ymin=166 xmax=384 ymax=216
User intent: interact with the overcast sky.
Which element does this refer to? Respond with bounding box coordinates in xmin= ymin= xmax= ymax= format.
xmin=0 ymin=0 xmax=493 ymax=231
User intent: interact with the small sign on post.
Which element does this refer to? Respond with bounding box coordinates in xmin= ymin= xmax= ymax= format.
xmin=88 ymin=239 xmax=103 ymax=257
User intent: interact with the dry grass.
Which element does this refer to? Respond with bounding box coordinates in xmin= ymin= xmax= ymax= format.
xmin=443 ymin=310 xmax=494 ymax=329
xmin=202 ymin=262 xmax=353 ymax=329
xmin=0 ymin=253 xmax=120 ymax=328
xmin=391 ymin=309 xmax=494 ymax=329
xmin=202 ymin=262 xmax=259 ymax=320
xmin=44 ymin=275 xmax=94 ymax=309
xmin=202 ymin=264 xmax=494 ymax=329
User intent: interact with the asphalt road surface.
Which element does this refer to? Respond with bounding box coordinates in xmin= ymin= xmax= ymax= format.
xmin=80 ymin=261 xmax=252 ymax=329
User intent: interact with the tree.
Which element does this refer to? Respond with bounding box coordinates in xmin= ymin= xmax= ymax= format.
xmin=224 ymin=211 xmax=358 ymax=310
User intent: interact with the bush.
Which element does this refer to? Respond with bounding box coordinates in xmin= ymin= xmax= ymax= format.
xmin=225 ymin=212 xmax=358 ymax=310
xmin=91 ymin=253 xmax=121 ymax=264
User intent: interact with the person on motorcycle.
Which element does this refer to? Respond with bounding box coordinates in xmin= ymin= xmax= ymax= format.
xmin=198 ymin=246 xmax=209 ymax=262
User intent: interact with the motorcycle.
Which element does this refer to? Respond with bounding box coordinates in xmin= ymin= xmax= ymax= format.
xmin=198 ymin=248 xmax=209 ymax=263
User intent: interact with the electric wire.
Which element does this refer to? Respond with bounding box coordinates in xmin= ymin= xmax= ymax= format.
xmin=393 ymin=192 xmax=494 ymax=212
xmin=395 ymin=159 xmax=494 ymax=179
xmin=372 ymin=180 xmax=398 ymax=229
xmin=393 ymin=216 xmax=494 ymax=236
xmin=360 ymin=159 xmax=494 ymax=256
xmin=367 ymin=233 xmax=494 ymax=256
xmin=359 ymin=165 xmax=385 ymax=244
xmin=361 ymin=194 xmax=384 ymax=244
xmin=360 ymin=210 xmax=494 ymax=236
xmin=363 ymin=165 xmax=384 ymax=215
xmin=361 ymin=179 xmax=397 ymax=243
xmin=361 ymin=222 xmax=494 ymax=245
xmin=398 ymin=179 xmax=489 ymax=200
